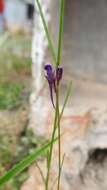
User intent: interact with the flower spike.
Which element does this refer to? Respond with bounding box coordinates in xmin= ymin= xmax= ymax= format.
xmin=44 ymin=64 xmax=63 ymax=108
xmin=44 ymin=64 xmax=55 ymax=108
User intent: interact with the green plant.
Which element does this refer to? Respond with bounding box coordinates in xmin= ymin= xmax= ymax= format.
xmin=0 ymin=0 xmax=72 ymax=189
xmin=0 ymin=127 xmax=47 ymax=190
xmin=0 ymin=138 xmax=57 ymax=186
xmin=0 ymin=49 xmax=31 ymax=110
xmin=35 ymin=0 xmax=72 ymax=189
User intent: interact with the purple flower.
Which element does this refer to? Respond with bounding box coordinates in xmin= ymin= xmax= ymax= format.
xmin=44 ymin=64 xmax=55 ymax=107
xmin=44 ymin=64 xmax=63 ymax=108
xmin=44 ymin=64 xmax=55 ymax=83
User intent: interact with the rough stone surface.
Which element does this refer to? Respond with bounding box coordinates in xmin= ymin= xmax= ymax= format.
xmin=22 ymin=78 xmax=107 ymax=190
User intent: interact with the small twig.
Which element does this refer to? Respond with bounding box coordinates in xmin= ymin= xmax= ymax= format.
xmin=35 ymin=161 xmax=45 ymax=184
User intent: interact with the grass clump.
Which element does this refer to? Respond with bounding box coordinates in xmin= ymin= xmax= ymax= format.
xmin=0 ymin=54 xmax=31 ymax=110
xmin=0 ymin=82 xmax=24 ymax=110
xmin=0 ymin=33 xmax=32 ymax=110
xmin=0 ymin=127 xmax=47 ymax=190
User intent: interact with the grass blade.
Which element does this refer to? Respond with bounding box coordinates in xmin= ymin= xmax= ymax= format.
xmin=45 ymin=106 xmax=58 ymax=189
xmin=57 ymin=0 xmax=64 ymax=66
xmin=60 ymin=81 xmax=72 ymax=118
xmin=35 ymin=0 xmax=56 ymax=65
xmin=0 ymin=140 xmax=56 ymax=187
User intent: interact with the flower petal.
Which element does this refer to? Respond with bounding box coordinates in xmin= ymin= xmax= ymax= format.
xmin=44 ymin=64 xmax=55 ymax=82
xmin=44 ymin=64 xmax=52 ymax=72
xmin=44 ymin=64 xmax=55 ymax=108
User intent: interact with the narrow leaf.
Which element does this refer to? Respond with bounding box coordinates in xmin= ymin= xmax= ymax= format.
xmin=57 ymin=0 xmax=64 ymax=66
xmin=35 ymin=0 xmax=56 ymax=65
xmin=46 ymin=150 xmax=50 ymax=169
xmin=60 ymin=81 xmax=72 ymax=118
xmin=0 ymin=140 xmax=56 ymax=187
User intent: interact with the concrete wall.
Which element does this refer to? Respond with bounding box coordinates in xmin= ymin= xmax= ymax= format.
xmin=5 ymin=0 xmax=27 ymax=30
xmin=53 ymin=0 xmax=107 ymax=83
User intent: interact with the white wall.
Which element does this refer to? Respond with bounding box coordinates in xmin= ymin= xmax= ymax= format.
xmin=5 ymin=0 xmax=27 ymax=29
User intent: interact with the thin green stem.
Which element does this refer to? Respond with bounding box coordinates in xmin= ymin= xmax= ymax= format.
xmin=60 ymin=81 xmax=72 ymax=119
xmin=57 ymin=0 xmax=64 ymax=66
xmin=45 ymin=100 xmax=58 ymax=190
xmin=35 ymin=0 xmax=56 ymax=65
xmin=56 ymin=84 xmax=61 ymax=190
xmin=56 ymin=0 xmax=65 ymax=186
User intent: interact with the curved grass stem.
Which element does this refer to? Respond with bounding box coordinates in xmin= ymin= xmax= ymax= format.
xmin=56 ymin=84 xmax=61 ymax=190
xmin=45 ymin=98 xmax=58 ymax=190
xmin=45 ymin=83 xmax=61 ymax=190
